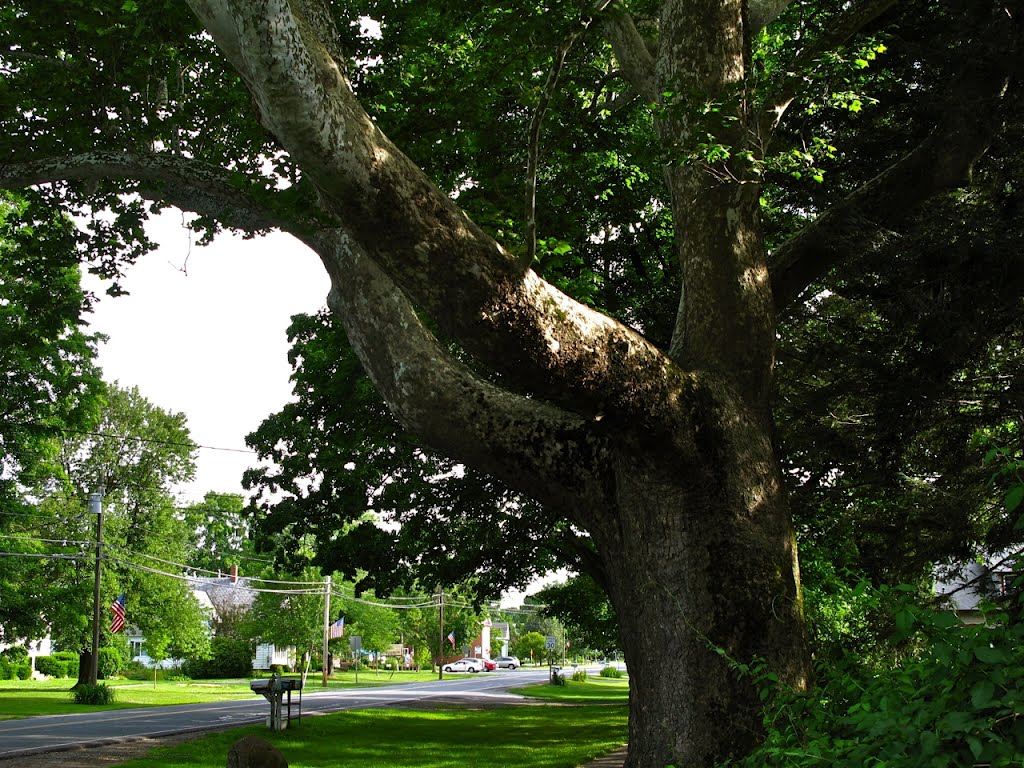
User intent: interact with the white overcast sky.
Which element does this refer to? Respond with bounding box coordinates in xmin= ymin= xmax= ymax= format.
xmin=82 ymin=208 xmax=331 ymax=503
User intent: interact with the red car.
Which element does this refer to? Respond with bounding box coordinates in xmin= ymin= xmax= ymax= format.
xmin=481 ymin=658 xmax=497 ymax=671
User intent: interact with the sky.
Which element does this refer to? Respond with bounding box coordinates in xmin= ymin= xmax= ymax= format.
xmin=82 ymin=208 xmax=331 ymax=503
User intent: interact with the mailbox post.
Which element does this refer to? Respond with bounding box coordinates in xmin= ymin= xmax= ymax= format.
xmin=250 ymin=674 xmax=303 ymax=731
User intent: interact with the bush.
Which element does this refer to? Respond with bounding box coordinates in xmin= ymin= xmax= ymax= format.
xmin=572 ymin=668 xmax=588 ymax=682
xmin=98 ymin=645 xmax=127 ymax=679
xmin=123 ymin=660 xmax=152 ymax=681
xmin=1 ymin=645 xmax=28 ymax=663
xmin=599 ymin=665 xmax=623 ymax=678
xmin=72 ymin=683 xmax=116 ymax=705
xmin=181 ymin=637 xmax=253 ymax=679
xmin=0 ymin=658 xmax=12 ymax=680
xmin=732 ymin=588 xmax=1024 ymax=768
xmin=35 ymin=656 xmax=70 ymax=678
xmin=15 ymin=663 xmax=32 ymax=680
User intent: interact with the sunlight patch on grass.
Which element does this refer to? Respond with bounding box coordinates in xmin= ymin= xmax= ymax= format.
xmin=120 ymin=705 xmax=628 ymax=768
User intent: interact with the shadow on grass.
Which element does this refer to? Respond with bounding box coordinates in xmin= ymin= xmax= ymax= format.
xmin=124 ymin=705 xmax=628 ymax=768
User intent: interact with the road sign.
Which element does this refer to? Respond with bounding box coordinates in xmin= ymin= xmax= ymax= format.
xmin=545 ymin=635 xmax=557 ymax=650
xmin=349 ymin=635 xmax=362 ymax=651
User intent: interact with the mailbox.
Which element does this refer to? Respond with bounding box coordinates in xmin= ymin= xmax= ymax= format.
xmin=250 ymin=675 xmax=303 ymax=731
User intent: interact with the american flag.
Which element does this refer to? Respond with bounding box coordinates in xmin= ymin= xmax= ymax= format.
xmin=447 ymin=631 xmax=455 ymax=648
xmin=110 ymin=593 xmax=126 ymax=634
xmin=328 ymin=616 xmax=345 ymax=639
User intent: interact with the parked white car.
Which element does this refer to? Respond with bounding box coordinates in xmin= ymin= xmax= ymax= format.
xmin=444 ymin=658 xmax=484 ymax=673
xmin=493 ymin=655 xmax=520 ymax=669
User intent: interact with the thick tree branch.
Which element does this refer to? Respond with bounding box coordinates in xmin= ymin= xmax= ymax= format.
xmin=312 ymin=229 xmax=611 ymax=516
xmin=748 ymin=0 xmax=792 ymax=34
xmin=183 ymin=0 xmax=700 ymax=437
xmin=0 ymin=151 xmax=304 ymax=235
xmin=602 ymin=4 xmax=658 ymax=103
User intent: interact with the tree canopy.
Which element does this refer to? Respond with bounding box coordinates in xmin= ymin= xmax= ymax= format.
xmin=2 ymin=1 xmax=1021 ymax=765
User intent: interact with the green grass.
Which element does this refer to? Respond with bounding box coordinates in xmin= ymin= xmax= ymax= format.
xmin=119 ymin=704 xmax=628 ymax=768
xmin=0 ymin=671 xmax=441 ymax=719
xmin=513 ymin=677 xmax=630 ymax=704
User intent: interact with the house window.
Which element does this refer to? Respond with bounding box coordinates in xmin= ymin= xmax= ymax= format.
xmin=130 ymin=640 xmax=144 ymax=658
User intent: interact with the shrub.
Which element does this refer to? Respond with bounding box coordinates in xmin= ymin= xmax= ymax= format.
xmin=181 ymin=636 xmax=253 ymax=679
xmin=572 ymin=668 xmax=588 ymax=682
xmin=72 ymin=683 xmax=116 ymax=705
xmin=0 ymin=658 xmax=12 ymax=680
xmin=35 ymin=656 xmax=70 ymax=678
xmin=123 ymin=660 xmax=152 ymax=681
xmin=15 ymin=663 xmax=32 ymax=680
xmin=731 ymin=588 xmax=1024 ymax=768
xmin=1 ymin=645 xmax=28 ymax=663
xmin=550 ymin=668 xmax=567 ymax=686
xmin=98 ymin=645 xmax=127 ymax=678
xmin=599 ymin=665 xmax=623 ymax=678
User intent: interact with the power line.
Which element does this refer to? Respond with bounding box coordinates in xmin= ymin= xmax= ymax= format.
xmin=4 ymin=418 xmax=258 ymax=455
xmin=0 ymin=534 xmax=93 ymax=546
xmin=0 ymin=551 xmax=85 ymax=561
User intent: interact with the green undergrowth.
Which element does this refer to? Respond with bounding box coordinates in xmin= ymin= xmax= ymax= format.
xmin=729 ymin=586 xmax=1024 ymax=768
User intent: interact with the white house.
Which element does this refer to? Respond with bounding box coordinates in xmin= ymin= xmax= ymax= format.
xmin=935 ymin=552 xmax=1020 ymax=624
xmin=130 ymin=565 xmax=296 ymax=671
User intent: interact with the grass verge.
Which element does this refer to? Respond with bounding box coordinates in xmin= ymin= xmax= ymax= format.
xmin=120 ymin=703 xmax=628 ymax=768
xmin=513 ymin=676 xmax=630 ymax=704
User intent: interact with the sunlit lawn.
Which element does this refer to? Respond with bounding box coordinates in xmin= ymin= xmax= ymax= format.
xmin=512 ymin=677 xmax=630 ymax=703
xmin=0 ymin=669 xmax=441 ymax=719
xmin=120 ymin=701 xmax=628 ymax=768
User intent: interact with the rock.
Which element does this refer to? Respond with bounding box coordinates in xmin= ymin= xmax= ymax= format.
xmin=226 ymin=735 xmax=288 ymax=768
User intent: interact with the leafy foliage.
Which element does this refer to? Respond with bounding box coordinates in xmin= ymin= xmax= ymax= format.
xmin=243 ymin=311 xmax=567 ymax=600
xmin=734 ymin=589 xmax=1024 ymax=768
xmin=71 ymin=682 xmax=116 ymax=705
xmin=536 ymin=574 xmax=619 ymax=656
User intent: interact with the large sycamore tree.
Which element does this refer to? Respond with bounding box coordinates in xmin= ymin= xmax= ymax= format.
xmin=1 ymin=1 xmax=1018 ymax=764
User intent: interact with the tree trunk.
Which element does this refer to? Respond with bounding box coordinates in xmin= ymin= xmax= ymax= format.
xmin=591 ymin=395 xmax=809 ymax=767
xmin=73 ymin=651 xmax=92 ymax=689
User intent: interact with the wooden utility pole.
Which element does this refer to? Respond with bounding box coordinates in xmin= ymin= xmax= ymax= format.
xmin=87 ymin=491 xmax=104 ymax=686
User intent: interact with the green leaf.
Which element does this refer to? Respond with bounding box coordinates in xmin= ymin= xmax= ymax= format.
xmin=974 ymin=644 xmax=1009 ymax=664
xmin=1006 ymin=485 xmax=1024 ymax=513
xmin=967 ymin=736 xmax=984 ymax=760
xmin=971 ymin=679 xmax=996 ymax=709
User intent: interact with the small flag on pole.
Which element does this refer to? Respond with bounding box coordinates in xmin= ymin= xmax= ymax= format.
xmin=329 ymin=616 xmax=345 ymax=639
xmin=447 ymin=631 xmax=455 ymax=648
xmin=110 ymin=593 xmax=126 ymax=634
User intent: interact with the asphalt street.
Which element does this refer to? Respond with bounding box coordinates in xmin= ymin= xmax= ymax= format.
xmin=0 ymin=667 xmax=553 ymax=760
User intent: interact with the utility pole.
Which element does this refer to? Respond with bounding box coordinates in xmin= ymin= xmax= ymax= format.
xmin=322 ymin=575 xmax=331 ymax=687
xmin=437 ymin=588 xmax=444 ymax=681
xmin=88 ymin=491 xmax=104 ymax=686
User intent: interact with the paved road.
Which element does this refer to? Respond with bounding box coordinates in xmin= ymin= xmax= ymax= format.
xmin=0 ymin=667 xmax=552 ymax=759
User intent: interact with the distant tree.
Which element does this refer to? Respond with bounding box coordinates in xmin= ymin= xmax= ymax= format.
xmin=0 ymin=191 xmax=103 ymax=642
xmin=340 ymin=594 xmax=398 ymax=659
xmin=12 ymin=382 xmax=207 ymax=684
xmin=183 ymin=492 xmax=255 ymax=575
xmin=247 ymin=565 xmax=326 ymax=677
xmin=513 ymin=631 xmax=548 ymax=666
xmin=537 ymin=575 xmax=619 ymax=657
